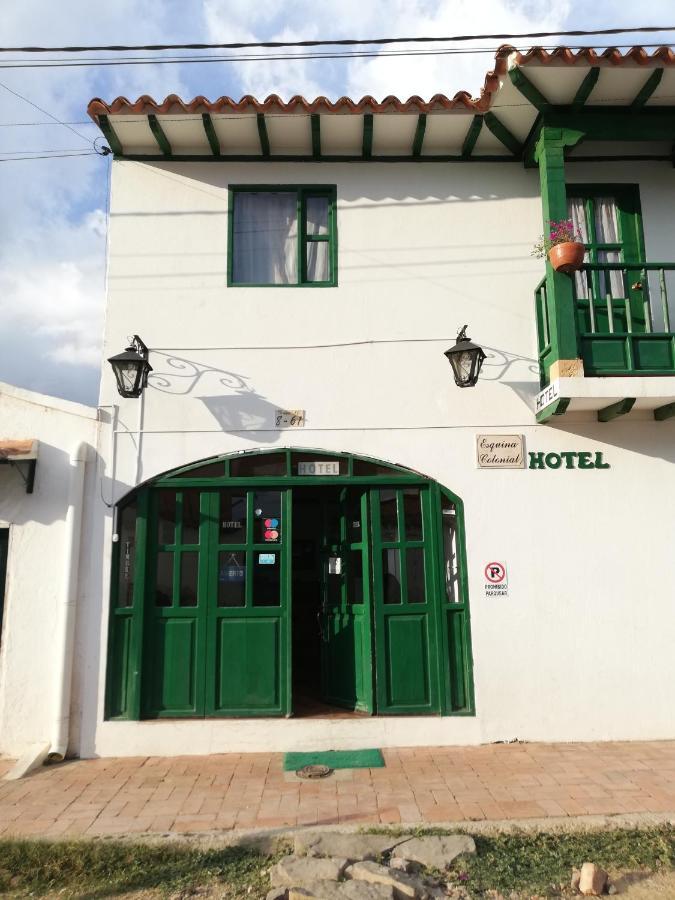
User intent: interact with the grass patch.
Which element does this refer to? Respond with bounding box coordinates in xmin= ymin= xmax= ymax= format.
xmin=0 ymin=838 xmax=276 ymax=898
xmin=369 ymin=825 xmax=675 ymax=897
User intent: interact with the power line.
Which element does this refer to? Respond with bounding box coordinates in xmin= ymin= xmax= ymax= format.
xmin=1 ymin=25 xmax=674 ymax=53
xmin=0 ymin=80 xmax=93 ymax=146
xmin=0 ymin=151 xmax=100 ymax=161
xmin=1 ymin=41 xmax=673 ymax=70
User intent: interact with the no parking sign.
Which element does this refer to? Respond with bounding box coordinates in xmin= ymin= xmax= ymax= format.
xmin=484 ymin=561 xmax=508 ymax=597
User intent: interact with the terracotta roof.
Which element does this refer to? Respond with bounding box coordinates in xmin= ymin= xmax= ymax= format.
xmin=86 ymin=44 xmax=675 ymax=121
xmin=511 ymin=44 xmax=675 ymax=67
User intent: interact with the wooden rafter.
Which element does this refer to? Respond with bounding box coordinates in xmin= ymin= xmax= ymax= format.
xmin=508 ymin=68 xmax=550 ymax=112
xmin=147 ymin=115 xmax=172 ymax=156
xmin=412 ymin=113 xmax=427 ymax=157
xmin=202 ymin=113 xmax=221 ymax=156
xmin=256 ymin=113 xmax=270 ymax=157
xmin=484 ymin=112 xmax=522 ymax=157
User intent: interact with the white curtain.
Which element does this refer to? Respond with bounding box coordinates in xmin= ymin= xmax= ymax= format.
xmin=232 ymin=192 xmax=297 ymax=284
xmin=568 ymin=196 xmax=623 ymax=299
xmin=595 ymin=197 xmax=624 ymax=298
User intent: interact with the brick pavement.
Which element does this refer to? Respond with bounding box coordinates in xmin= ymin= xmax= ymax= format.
xmin=1 ymin=741 xmax=675 ymax=838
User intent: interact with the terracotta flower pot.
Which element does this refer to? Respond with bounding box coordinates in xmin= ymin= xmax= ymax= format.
xmin=548 ymin=241 xmax=585 ymax=274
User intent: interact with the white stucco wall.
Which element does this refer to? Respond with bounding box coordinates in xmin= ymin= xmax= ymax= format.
xmin=9 ymin=157 xmax=675 ymax=759
xmin=0 ymin=383 xmax=97 ymax=757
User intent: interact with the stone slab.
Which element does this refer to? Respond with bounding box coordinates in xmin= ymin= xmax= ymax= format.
xmin=295 ymin=832 xmax=400 ymax=861
xmin=345 ymin=860 xmax=423 ymax=899
xmin=289 ymin=881 xmax=394 ymax=899
xmin=270 ymin=856 xmax=349 ymax=888
xmin=395 ymin=835 xmax=476 ymax=870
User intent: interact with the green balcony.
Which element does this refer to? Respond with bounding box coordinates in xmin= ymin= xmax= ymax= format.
xmin=536 ymin=261 xmax=675 ymax=383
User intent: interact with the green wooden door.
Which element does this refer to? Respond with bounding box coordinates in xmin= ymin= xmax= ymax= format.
xmin=371 ymin=486 xmax=441 ymax=715
xmin=143 ymin=487 xmax=290 ymax=718
xmin=568 ymin=186 xmax=646 ymax=333
xmin=0 ymin=529 xmax=7 ymax=650
xmin=143 ymin=488 xmax=209 ymax=717
xmin=205 ymin=488 xmax=289 ymax=716
xmin=320 ymin=487 xmax=373 ymax=713
xmin=142 ymin=489 xmax=208 ymax=716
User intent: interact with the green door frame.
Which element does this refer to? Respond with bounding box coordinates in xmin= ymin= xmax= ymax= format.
xmin=105 ymin=449 xmax=475 ymax=721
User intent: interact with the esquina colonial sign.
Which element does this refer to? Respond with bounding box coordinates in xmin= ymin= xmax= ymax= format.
xmin=476 ymin=435 xmax=610 ymax=470
xmin=476 ymin=435 xmax=524 ymax=468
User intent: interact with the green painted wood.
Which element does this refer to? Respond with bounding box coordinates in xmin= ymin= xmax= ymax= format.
xmin=256 ymin=113 xmax=270 ymax=157
xmin=311 ymin=114 xmax=321 ymax=158
xmin=631 ymin=69 xmax=664 ymax=109
xmin=654 ymin=401 xmax=675 ymax=421
xmin=107 ymin=450 xmax=475 ymax=722
xmin=320 ymin=488 xmax=373 ymax=713
xmin=412 ymin=113 xmax=427 ymax=157
xmin=0 ymin=529 xmax=7 ymax=650
xmin=141 ymin=489 xmax=208 ymax=718
xmin=215 ymin=618 xmax=281 ymax=712
xmin=98 ymin=114 xmax=123 ymax=156
xmin=542 ymin=107 xmax=675 ymax=142
xmin=534 ymin=127 xmax=585 ymax=383
xmin=201 ymin=113 xmax=221 ymax=156
xmin=205 ymin=487 xmax=288 ymax=717
xmin=147 ymin=114 xmax=172 ymax=156
xmin=597 ymin=397 xmax=636 ymax=422
xmin=371 ymin=486 xmax=440 ymax=715
xmin=536 ymin=397 xmax=570 ymax=423
xmin=118 ymin=152 xmax=520 ymax=163
xmin=508 ymin=67 xmax=550 ymax=111
xmin=581 ymin=333 xmax=675 ymax=375
xmin=362 ymin=114 xmax=373 ymax=159
xmin=567 ymin=184 xmax=647 ymax=343
xmin=461 ymin=115 xmax=483 ymax=158
xmin=484 ymin=112 xmax=523 ymax=157
xmin=572 ymin=68 xmax=600 ymax=110
xmin=436 ymin=488 xmax=475 ymax=715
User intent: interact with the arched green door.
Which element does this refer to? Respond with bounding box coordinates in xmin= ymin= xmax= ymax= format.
xmin=106 ymin=450 xmax=474 ymax=721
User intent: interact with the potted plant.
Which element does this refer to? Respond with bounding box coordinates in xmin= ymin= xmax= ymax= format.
xmin=532 ymin=219 xmax=585 ymax=273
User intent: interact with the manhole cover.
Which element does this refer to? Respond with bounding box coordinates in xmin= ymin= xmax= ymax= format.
xmin=296 ymin=764 xmax=333 ymax=779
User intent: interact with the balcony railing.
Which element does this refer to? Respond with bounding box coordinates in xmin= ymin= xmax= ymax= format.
xmin=536 ymin=262 xmax=675 ymax=380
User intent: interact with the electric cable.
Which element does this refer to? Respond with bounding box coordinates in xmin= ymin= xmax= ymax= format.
xmin=0 ymin=80 xmax=94 ymax=146
xmin=1 ymin=25 xmax=674 ymax=52
xmin=0 ymin=41 xmax=674 ymax=70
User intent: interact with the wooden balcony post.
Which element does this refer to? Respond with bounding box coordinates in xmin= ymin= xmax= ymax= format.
xmin=535 ymin=126 xmax=586 ymax=381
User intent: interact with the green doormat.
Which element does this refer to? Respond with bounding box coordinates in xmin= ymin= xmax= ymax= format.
xmin=283 ymin=749 xmax=384 ymax=771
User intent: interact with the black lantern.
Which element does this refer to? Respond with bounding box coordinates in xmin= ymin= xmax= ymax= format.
xmin=444 ymin=325 xmax=486 ymax=388
xmin=108 ymin=335 xmax=152 ymax=398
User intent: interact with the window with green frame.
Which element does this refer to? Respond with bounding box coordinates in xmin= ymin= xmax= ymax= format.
xmin=228 ymin=186 xmax=337 ymax=287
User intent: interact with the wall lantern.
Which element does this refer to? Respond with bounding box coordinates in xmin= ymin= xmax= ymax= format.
xmin=444 ymin=325 xmax=486 ymax=388
xmin=108 ymin=335 xmax=152 ymax=398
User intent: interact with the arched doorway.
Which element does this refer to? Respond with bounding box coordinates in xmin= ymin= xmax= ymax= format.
xmin=106 ymin=449 xmax=474 ymax=720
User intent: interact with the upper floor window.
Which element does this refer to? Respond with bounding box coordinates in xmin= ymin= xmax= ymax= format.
xmin=228 ymin=186 xmax=337 ymax=287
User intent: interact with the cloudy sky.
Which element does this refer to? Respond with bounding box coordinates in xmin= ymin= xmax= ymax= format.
xmin=1 ymin=1 xmax=673 ymax=405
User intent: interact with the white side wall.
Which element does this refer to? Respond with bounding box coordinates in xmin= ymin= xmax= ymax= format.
xmin=0 ymin=384 xmax=97 ymax=757
xmin=46 ymin=160 xmax=675 ymax=755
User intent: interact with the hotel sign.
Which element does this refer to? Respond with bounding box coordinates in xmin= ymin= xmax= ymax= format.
xmin=535 ymin=379 xmax=561 ymax=415
xmin=476 ymin=435 xmax=525 ymax=469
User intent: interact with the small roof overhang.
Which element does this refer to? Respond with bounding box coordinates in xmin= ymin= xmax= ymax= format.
xmin=535 ymin=378 xmax=675 ymax=424
xmin=0 ymin=440 xmax=38 ymax=493
xmin=87 ymin=44 xmax=675 ymax=162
